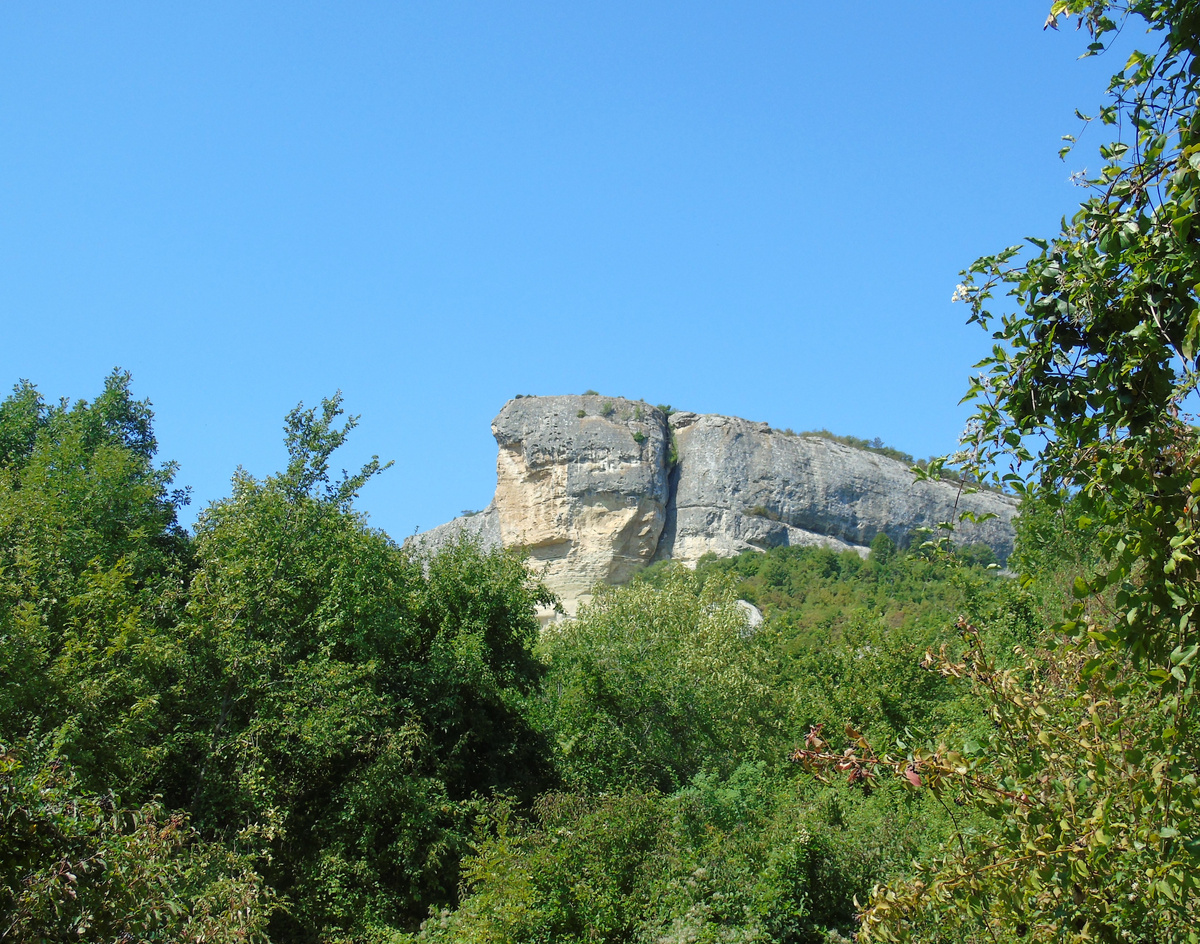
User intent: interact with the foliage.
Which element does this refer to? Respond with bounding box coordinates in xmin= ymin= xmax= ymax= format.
xmin=412 ymin=765 xmax=942 ymax=944
xmin=536 ymin=569 xmax=781 ymax=793
xmin=869 ymin=531 xmax=897 ymax=564
xmin=955 ymin=0 xmax=1200 ymax=666
xmin=0 ymin=371 xmax=192 ymax=793
xmin=0 ymin=371 xmax=1094 ymax=943
xmin=0 ymin=379 xmax=565 ymax=942
xmin=677 ymin=543 xmax=1024 ymax=651
xmin=797 ymin=429 xmax=915 ymax=465
xmin=834 ymin=3 xmax=1200 ymax=939
xmin=796 ymin=618 xmax=1200 ymax=942
xmin=0 ymin=741 xmax=274 ymax=942
xmin=176 ymin=396 xmax=557 ymax=938
xmin=638 ymin=544 xmax=1038 ymax=778
xmin=465 ymin=546 xmax=1017 ymax=940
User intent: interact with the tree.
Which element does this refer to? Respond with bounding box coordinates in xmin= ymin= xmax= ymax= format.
xmin=955 ymin=0 xmax=1200 ymax=667
xmin=869 ymin=531 xmax=897 ymax=565
xmin=808 ymin=4 xmax=1200 ymax=940
xmin=0 ymin=371 xmax=191 ymax=793
xmin=176 ymin=394 xmax=556 ymax=939
xmin=537 ymin=567 xmax=781 ymax=794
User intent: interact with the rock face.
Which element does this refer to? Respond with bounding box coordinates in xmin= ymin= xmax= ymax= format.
xmin=408 ymin=395 xmax=1019 ymax=615
xmin=657 ymin=411 xmax=1017 ymax=563
xmin=413 ymin=395 xmax=669 ymax=613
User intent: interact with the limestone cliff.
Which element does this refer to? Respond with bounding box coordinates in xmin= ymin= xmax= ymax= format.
xmin=658 ymin=411 xmax=1017 ymax=562
xmin=408 ymin=395 xmax=1018 ymax=615
xmin=414 ymin=395 xmax=669 ymax=613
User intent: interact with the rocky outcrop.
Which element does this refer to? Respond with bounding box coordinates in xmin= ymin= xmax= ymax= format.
xmin=411 ymin=395 xmax=669 ymax=614
xmin=413 ymin=503 xmax=503 ymax=554
xmin=408 ymin=395 xmax=1019 ymax=615
xmin=657 ymin=411 xmax=1017 ymax=562
xmin=492 ymin=395 xmax=670 ymax=607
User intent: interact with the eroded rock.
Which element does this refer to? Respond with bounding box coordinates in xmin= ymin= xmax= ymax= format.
xmin=492 ymin=395 xmax=669 ymax=613
xmin=657 ymin=412 xmax=1016 ymax=564
xmin=407 ymin=395 xmax=1019 ymax=615
xmin=409 ymin=395 xmax=669 ymax=616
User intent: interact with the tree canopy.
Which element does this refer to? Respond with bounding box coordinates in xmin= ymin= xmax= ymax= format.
xmin=6 ymin=6 xmax=1200 ymax=942
xmin=798 ymin=3 xmax=1200 ymax=939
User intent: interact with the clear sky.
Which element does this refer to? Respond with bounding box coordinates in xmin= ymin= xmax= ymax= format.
xmin=0 ymin=3 xmax=1135 ymax=538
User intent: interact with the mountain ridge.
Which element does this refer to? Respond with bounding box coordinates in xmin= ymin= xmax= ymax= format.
xmin=408 ymin=394 xmax=1018 ymax=615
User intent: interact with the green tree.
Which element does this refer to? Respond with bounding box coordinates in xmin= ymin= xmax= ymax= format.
xmin=869 ymin=531 xmax=897 ymax=565
xmin=537 ymin=567 xmax=781 ymax=794
xmin=956 ymin=0 xmax=1200 ymax=667
xmin=821 ymin=4 xmax=1200 ymax=939
xmin=176 ymin=394 xmax=556 ymax=939
xmin=0 ymin=371 xmax=191 ymax=793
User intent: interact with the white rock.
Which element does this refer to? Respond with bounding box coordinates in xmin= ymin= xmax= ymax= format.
xmin=407 ymin=396 xmax=1019 ymax=615
xmin=736 ymin=599 xmax=764 ymax=634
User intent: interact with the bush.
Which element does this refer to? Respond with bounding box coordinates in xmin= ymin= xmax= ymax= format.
xmin=868 ymin=532 xmax=896 ymax=564
xmin=799 ymin=429 xmax=914 ymax=465
xmin=415 ymin=764 xmax=945 ymax=944
xmin=536 ymin=570 xmax=782 ymax=793
xmin=746 ymin=504 xmax=781 ymax=522
xmin=0 ymin=743 xmax=275 ymax=943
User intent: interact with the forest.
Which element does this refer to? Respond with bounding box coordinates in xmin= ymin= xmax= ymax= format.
xmin=5 ymin=0 xmax=1200 ymax=940
xmin=0 ymin=372 xmax=1050 ymax=943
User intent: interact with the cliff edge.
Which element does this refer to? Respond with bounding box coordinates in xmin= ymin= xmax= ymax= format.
xmin=409 ymin=395 xmax=1018 ymax=615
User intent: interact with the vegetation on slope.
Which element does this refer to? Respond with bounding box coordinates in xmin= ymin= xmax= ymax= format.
xmin=7 ymin=3 xmax=1200 ymax=938
xmin=0 ymin=372 xmax=1025 ymax=942
xmin=0 ymin=375 xmax=557 ymax=941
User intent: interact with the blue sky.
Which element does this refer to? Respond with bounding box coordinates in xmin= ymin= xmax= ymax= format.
xmin=0 ymin=3 xmax=1134 ymax=537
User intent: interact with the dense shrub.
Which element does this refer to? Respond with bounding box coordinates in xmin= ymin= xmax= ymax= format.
xmin=414 ymin=761 xmax=954 ymax=944
xmin=0 ymin=742 xmax=274 ymax=942
xmin=536 ymin=569 xmax=782 ymax=793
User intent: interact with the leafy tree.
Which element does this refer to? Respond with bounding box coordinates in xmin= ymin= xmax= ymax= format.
xmin=537 ymin=568 xmax=781 ymax=793
xmin=869 ymin=531 xmax=897 ymax=564
xmin=0 ymin=371 xmax=191 ymax=793
xmin=956 ymin=0 xmax=1200 ymax=667
xmin=807 ymin=4 xmax=1200 ymax=939
xmin=176 ymin=394 xmax=556 ymax=939
xmin=404 ymin=524 xmax=1019 ymax=941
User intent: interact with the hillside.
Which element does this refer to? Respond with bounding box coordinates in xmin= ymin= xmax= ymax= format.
xmin=409 ymin=394 xmax=1018 ymax=613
